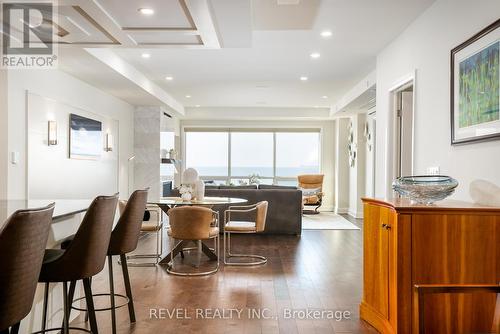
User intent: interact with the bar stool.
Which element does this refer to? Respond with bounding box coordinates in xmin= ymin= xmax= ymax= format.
xmin=0 ymin=203 xmax=55 ymax=334
xmin=167 ymin=206 xmax=219 ymax=276
xmin=37 ymin=194 xmax=118 ymax=334
xmin=223 ymin=201 xmax=268 ymax=266
xmin=62 ymin=189 xmax=148 ymax=334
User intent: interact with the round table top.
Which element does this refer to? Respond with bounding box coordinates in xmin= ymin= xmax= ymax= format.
xmin=151 ymin=196 xmax=248 ymax=206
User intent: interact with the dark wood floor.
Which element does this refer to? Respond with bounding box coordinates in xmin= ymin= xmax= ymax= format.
xmin=72 ymin=214 xmax=377 ymax=334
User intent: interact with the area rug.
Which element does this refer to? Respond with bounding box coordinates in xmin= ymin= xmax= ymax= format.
xmin=302 ymin=212 xmax=360 ymax=230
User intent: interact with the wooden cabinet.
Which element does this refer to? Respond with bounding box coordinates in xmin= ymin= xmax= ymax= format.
xmin=360 ymin=198 xmax=500 ymax=333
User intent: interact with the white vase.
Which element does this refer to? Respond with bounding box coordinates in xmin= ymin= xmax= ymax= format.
xmin=194 ymin=180 xmax=205 ymax=201
xmin=182 ymin=168 xmax=199 ymax=184
xmin=181 ymin=192 xmax=192 ymax=201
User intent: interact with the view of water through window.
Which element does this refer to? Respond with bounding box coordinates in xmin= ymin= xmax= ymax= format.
xmin=185 ymin=130 xmax=320 ymax=184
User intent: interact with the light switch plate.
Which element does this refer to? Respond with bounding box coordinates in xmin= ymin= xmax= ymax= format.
xmin=10 ymin=151 xmax=19 ymax=165
xmin=427 ymin=166 xmax=440 ymax=175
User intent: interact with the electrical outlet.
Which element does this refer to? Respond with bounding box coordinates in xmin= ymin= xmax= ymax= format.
xmin=427 ymin=166 xmax=440 ymax=175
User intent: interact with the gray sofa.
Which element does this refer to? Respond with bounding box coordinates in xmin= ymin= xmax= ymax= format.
xmin=171 ymin=185 xmax=302 ymax=235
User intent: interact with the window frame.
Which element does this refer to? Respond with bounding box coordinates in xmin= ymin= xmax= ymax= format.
xmin=183 ymin=127 xmax=322 ymax=185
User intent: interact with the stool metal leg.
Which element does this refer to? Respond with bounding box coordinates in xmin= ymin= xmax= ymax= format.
xmin=62 ymin=282 xmax=69 ymax=334
xmin=83 ymin=278 xmax=98 ymax=334
xmin=67 ymin=281 xmax=76 ymax=319
xmin=120 ymin=254 xmax=136 ymax=323
xmin=62 ymin=281 xmax=76 ymax=330
xmin=41 ymin=283 xmax=49 ymax=332
xmin=108 ymin=256 xmax=117 ymax=334
xmin=10 ymin=322 xmax=20 ymax=334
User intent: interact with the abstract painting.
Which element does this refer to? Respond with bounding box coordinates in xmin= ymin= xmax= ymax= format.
xmin=451 ymin=19 xmax=500 ymax=144
xmin=458 ymin=42 xmax=499 ymax=128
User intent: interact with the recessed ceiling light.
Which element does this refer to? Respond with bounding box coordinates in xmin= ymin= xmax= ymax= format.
xmin=138 ymin=8 xmax=154 ymax=15
xmin=185 ymin=95 xmax=191 ymax=98
xmin=310 ymin=52 xmax=321 ymax=59
xmin=165 ymin=76 xmax=173 ymax=81
xmin=320 ymin=30 xmax=332 ymax=38
xmin=195 ymin=105 xmax=201 ymax=108
xmin=321 ymin=95 xmax=328 ymax=99
xmin=300 ymin=76 xmax=308 ymax=81
xmin=141 ymin=53 xmax=150 ymax=59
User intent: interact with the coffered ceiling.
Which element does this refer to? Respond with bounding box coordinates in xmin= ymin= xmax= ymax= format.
xmin=13 ymin=0 xmax=436 ymax=118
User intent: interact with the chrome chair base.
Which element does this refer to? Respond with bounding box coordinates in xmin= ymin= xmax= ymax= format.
xmin=167 ymin=238 xmax=219 ymax=276
xmin=120 ymin=226 xmax=164 ymax=267
xmin=223 ymin=232 xmax=267 ymax=266
xmin=224 ymin=253 xmax=267 ymax=266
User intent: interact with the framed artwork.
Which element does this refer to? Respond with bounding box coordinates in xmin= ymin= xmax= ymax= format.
xmin=451 ymin=19 xmax=500 ymax=145
xmin=69 ymin=113 xmax=102 ymax=160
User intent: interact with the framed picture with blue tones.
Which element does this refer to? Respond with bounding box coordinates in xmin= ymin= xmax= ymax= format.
xmin=451 ymin=19 xmax=500 ymax=145
xmin=69 ymin=113 xmax=102 ymax=159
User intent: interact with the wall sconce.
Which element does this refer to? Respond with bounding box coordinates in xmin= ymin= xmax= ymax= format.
xmin=48 ymin=120 xmax=57 ymax=146
xmin=105 ymin=133 xmax=113 ymax=152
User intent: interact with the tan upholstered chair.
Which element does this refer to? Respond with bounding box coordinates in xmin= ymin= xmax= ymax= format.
xmin=122 ymin=203 xmax=164 ymax=266
xmin=298 ymin=174 xmax=324 ymax=214
xmin=167 ymin=206 xmax=219 ymax=276
xmin=223 ymin=201 xmax=268 ymax=266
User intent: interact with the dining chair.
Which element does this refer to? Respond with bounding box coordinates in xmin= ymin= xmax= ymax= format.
xmin=223 ymin=201 xmax=268 ymax=266
xmin=167 ymin=206 xmax=219 ymax=276
xmin=122 ymin=203 xmax=164 ymax=266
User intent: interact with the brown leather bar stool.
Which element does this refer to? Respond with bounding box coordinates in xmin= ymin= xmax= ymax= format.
xmin=62 ymin=189 xmax=148 ymax=334
xmin=0 ymin=203 xmax=55 ymax=334
xmin=37 ymin=194 xmax=118 ymax=334
xmin=167 ymin=206 xmax=219 ymax=276
xmin=223 ymin=201 xmax=268 ymax=266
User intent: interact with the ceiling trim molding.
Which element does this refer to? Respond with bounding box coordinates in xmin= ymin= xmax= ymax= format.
xmin=85 ymin=48 xmax=185 ymax=116
xmin=70 ymin=5 xmax=120 ymax=45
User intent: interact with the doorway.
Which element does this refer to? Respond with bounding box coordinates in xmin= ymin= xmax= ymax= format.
xmin=392 ymin=82 xmax=414 ymax=178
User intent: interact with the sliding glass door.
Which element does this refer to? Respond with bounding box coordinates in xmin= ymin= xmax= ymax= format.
xmin=184 ymin=129 xmax=321 ymax=185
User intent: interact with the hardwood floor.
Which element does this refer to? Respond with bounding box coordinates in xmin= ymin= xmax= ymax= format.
xmin=71 ymin=214 xmax=377 ymax=334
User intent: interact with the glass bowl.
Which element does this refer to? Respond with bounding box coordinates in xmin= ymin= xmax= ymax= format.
xmin=392 ymin=176 xmax=459 ymax=204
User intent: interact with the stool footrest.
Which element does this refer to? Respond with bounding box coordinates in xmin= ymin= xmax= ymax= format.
xmin=32 ymin=327 xmax=92 ymax=334
xmin=71 ymin=292 xmax=130 ymax=312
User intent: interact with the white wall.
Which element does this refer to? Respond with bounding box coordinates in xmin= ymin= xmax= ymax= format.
xmin=6 ymin=69 xmax=134 ymax=200
xmin=334 ymin=118 xmax=350 ymax=213
xmin=27 ymin=93 xmax=120 ymax=199
xmin=365 ymin=115 xmax=376 ymax=197
xmin=180 ymin=119 xmax=336 ymax=211
xmin=375 ymin=0 xmax=500 ymax=200
xmin=348 ymin=114 xmax=366 ymax=218
xmin=0 ymin=69 xmax=7 ymax=199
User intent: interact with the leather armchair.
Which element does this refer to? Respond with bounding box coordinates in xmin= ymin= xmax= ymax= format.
xmin=298 ymin=174 xmax=324 ymax=214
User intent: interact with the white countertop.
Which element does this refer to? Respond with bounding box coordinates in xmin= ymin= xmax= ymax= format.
xmin=0 ymin=199 xmax=92 ymax=227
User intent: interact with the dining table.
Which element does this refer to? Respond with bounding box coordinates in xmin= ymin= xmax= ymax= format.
xmin=148 ymin=196 xmax=248 ymax=265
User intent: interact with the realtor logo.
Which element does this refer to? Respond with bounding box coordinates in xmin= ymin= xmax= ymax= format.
xmin=1 ymin=2 xmax=58 ymax=68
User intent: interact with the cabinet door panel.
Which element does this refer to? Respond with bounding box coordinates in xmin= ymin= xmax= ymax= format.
xmin=412 ymin=213 xmax=500 ymax=333
xmin=363 ymin=203 xmax=390 ymax=319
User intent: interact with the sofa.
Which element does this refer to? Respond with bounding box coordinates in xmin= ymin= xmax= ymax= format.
xmin=170 ymin=185 xmax=302 ymax=235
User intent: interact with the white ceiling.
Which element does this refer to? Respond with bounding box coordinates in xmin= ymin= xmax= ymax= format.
xmin=54 ymin=0 xmax=435 ymax=116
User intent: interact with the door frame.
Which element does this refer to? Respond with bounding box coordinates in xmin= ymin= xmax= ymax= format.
xmin=385 ymin=71 xmax=417 ymax=196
